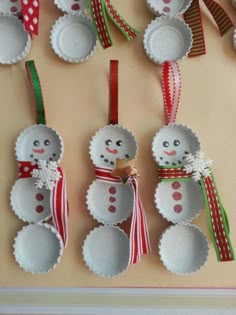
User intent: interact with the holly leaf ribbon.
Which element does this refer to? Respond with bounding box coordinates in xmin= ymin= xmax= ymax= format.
xmin=88 ymin=0 xmax=138 ymax=49
xmin=184 ymin=0 xmax=233 ymax=57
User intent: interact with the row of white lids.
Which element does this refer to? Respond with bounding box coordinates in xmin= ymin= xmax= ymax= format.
xmin=1 ymin=0 xmax=235 ymax=65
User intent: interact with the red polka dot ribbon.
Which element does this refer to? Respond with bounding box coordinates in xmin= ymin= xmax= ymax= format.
xmin=158 ymin=166 xmax=235 ymax=262
xmin=162 ymin=61 xmax=181 ymax=124
xmin=21 ymin=0 xmax=40 ymax=36
xmin=95 ymin=166 xmax=151 ymax=265
xmin=184 ymin=0 xmax=233 ymax=57
xmin=18 ymin=161 xmax=69 ymax=247
xmin=88 ymin=0 xmax=138 ymax=49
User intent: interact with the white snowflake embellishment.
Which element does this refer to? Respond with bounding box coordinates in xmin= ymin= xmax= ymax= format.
xmin=183 ymin=150 xmax=213 ymax=181
xmin=31 ymin=160 xmax=61 ymax=190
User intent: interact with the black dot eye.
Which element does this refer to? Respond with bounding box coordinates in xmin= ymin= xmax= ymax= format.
xmin=173 ymin=139 xmax=180 ymax=147
xmin=44 ymin=139 xmax=50 ymax=146
xmin=105 ymin=139 xmax=112 ymax=146
xmin=33 ymin=140 xmax=40 ymax=147
xmin=163 ymin=141 xmax=169 ymax=148
xmin=116 ymin=140 xmax=123 ymax=146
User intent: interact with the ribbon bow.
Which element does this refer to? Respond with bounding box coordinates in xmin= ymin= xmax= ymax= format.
xmin=18 ymin=161 xmax=69 ymax=246
xmin=88 ymin=0 xmax=138 ymax=49
xmin=95 ymin=163 xmax=151 ymax=265
xmin=158 ymin=150 xmax=235 ymax=262
xmin=21 ymin=0 xmax=40 ymax=35
xmin=184 ymin=0 xmax=233 ymax=57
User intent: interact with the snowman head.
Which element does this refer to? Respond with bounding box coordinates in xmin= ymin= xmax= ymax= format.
xmin=152 ymin=124 xmax=200 ymax=167
xmin=15 ymin=125 xmax=64 ymax=163
xmin=89 ymin=125 xmax=138 ymax=168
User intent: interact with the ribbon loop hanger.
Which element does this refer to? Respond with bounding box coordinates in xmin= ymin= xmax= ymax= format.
xmin=109 ymin=60 xmax=118 ymax=125
xmin=25 ymin=60 xmax=46 ymax=125
xmin=162 ymin=61 xmax=181 ymax=125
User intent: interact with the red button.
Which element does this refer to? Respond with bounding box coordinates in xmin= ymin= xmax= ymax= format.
xmin=36 ymin=205 xmax=44 ymax=213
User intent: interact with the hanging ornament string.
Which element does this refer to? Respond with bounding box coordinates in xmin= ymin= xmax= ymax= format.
xmin=95 ymin=166 xmax=151 ymax=264
xmin=25 ymin=60 xmax=46 ymax=125
xmin=24 ymin=60 xmax=69 ymax=247
xmin=21 ymin=0 xmax=40 ymax=36
xmin=109 ymin=60 xmax=118 ymax=125
xmin=88 ymin=0 xmax=138 ymax=49
xmin=184 ymin=0 xmax=233 ymax=57
xmin=162 ymin=61 xmax=181 ymax=124
xmin=158 ymin=151 xmax=235 ymax=262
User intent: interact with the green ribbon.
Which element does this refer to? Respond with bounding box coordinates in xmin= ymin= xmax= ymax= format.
xmin=25 ymin=60 xmax=46 ymax=125
xmin=200 ymin=171 xmax=234 ymax=262
xmin=88 ymin=0 xmax=139 ymax=49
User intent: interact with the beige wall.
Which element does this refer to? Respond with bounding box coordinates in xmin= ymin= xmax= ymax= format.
xmin=0 ymin=0 xmax=236 ymax=288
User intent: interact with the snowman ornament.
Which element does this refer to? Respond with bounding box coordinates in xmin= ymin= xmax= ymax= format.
xmin=10 ymin=61 xmax=68 ymax=274
xmin=87 ymin=125 xmax=138 ymax=225
xmin=83 ymin=60 xmax=151 ymax=277
xmin=153 ymin=61 xmax=234 ymax=275
xmin=153 ymin=123 xmax=205 ymax=224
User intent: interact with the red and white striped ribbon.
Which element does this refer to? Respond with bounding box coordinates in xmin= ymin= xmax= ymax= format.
xmin=21 ymin=0 xmax=40 ymax=35
xmin=18 ymin=161 xmax=69 ymax=247
xmin=51 ymin=167 xmax=69 ymax=247
xmin=95 ymin=166 xmax=151 ymax=264
xmin=162 ymin=61 xmax=181 ymax=124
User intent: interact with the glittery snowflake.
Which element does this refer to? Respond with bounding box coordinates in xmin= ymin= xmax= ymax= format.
xmin=31 ymin=160 xmax=61 ymax=190
xmin=183 ymin=150 xmax=213 ymax=181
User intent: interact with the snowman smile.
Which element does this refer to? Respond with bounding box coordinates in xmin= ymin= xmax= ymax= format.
xmin=106 ymin=147 xmax=118 ymax=155
xmin=33 ymin=148 xmax=45 ymax=154
xmin=164 ymin=150 xmax=176 ymax=156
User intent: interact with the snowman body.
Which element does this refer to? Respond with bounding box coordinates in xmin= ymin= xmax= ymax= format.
xmin=87 ymin=125 xmax=138 ymax=224
xmin=152 ymin=124 xmax=204 ymax=222
xmin=11 ymin=124 xmax=63 ymax=223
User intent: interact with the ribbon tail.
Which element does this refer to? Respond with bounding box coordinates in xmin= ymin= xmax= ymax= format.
xmin=184 ymin=0 xmax=206 ymax=57
xmin=129 ymin=177 xmax=151 ymax=265
xmin=51 ymin=168 xmax=69 ymax=247
xmin=203 ymin=0 xmax=233 ymax=36
xmin=21 ymin=0 xmax=40 ymax=35
xmin=104 ymin=0 xmax=139 ymax=41
xmin=88 ymin=0 xmax=113 ymax=49
xmin=200 ymin=174 xmax=234 ymax=262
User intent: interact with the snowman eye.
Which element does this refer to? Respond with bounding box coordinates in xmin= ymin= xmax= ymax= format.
xmin=33 ymin=140 xmax=40 ymax=147
xmin=163 ymin=141 xmax=169 ymax=148
xmin=173 ymin=140 xmax=180 ymax=147
xmin=116 ymin=140 xmax=123 ymax=146
xmin=105 ymin=139 xmax=112 ymax=146
xmin=44 ymin=139 xmax=50 ymax=146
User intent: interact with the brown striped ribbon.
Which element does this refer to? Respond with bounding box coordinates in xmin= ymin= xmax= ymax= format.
xmin=184 ymin=0 xmax=233 ymax=57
